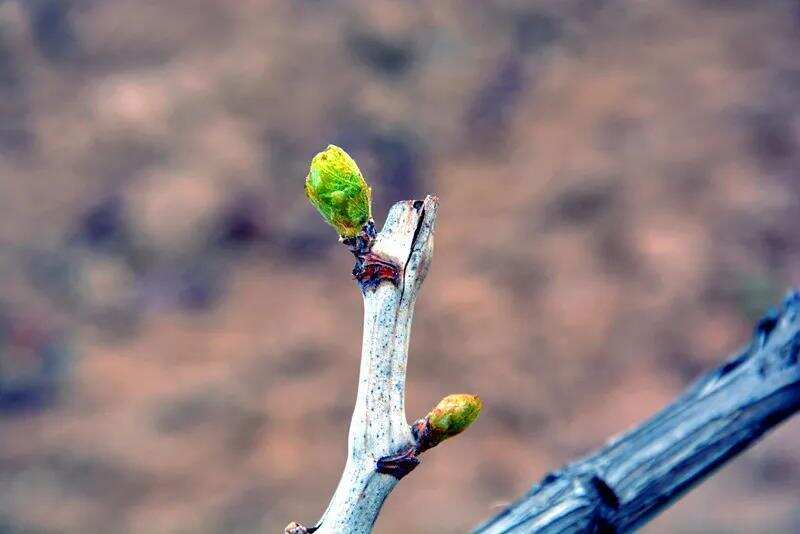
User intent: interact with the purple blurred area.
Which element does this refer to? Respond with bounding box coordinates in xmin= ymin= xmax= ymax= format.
xmin=0 ymin=1 xmax=799 ymax=532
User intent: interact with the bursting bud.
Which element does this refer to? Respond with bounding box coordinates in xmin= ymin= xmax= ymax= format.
xmin=305 ymin=144 xmax=372 ymax=238
xmin=423 ymin=394 xmax=482 ymax=448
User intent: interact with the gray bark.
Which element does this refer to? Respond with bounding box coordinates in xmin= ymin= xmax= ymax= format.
xmin=475 ymin=290 xmax=800 ymax=533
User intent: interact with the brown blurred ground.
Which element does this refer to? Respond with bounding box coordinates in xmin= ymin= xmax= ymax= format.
xmin=0 ymin=1 xmax=799 ymax=532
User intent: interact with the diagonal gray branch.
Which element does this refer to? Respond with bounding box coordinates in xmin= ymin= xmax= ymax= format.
xmin=475 ymin=290 xmax=800 ymax=533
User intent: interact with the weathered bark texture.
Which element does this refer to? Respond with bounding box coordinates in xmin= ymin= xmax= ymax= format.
xmin=475 ymin=290 xmax=800 ymax=533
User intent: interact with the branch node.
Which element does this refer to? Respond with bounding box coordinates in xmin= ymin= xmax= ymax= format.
xmin=376 ymin=447 xmax=421 ymax=480
xmin=353 ymin=253 xmax=401 ymax=290
xmin=588 ymin=474 xmax=620 ymax=511
xmin=755 ymin=311 xmax=779 ymax=348
xmin=341 ymin=219 xmax=403 ymax=291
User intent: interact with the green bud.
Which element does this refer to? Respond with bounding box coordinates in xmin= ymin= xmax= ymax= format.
xmin=305 ymin=144 xmax=372 ymax=238
xmin=426 ymin=394 xmax=482 ymax=445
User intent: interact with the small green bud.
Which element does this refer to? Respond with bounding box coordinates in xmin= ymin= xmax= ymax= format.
xmin=426 ymin=394 xmax=482 ymax=445
xmin=305 ymin=144 xmax=372 ymax=238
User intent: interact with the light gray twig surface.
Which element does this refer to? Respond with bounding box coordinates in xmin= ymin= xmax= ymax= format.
xmin=313 ymin=196 xmax=438 ymax=534
xmin=475 ymin=291 xmax=800 ymax=533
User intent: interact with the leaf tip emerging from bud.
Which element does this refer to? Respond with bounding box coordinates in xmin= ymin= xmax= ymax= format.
xmin=305 ymin=144 xmax=372 ymax=238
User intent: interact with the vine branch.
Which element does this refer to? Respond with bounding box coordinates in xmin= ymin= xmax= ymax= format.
xmin=289 ymin=145 xmax=481 ymax=533
xmin=475 ymin=290 xmax=800 ymax=533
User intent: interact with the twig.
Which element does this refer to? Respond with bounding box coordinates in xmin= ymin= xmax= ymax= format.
xmin=475 ymin=290 xmax=800 ymax=533
xmin=288 ymin=195 xmax=481 ymax=534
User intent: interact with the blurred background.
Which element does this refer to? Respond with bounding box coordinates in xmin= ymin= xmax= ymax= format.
xmin=0 ymin=0 xmax=799 ymax=532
